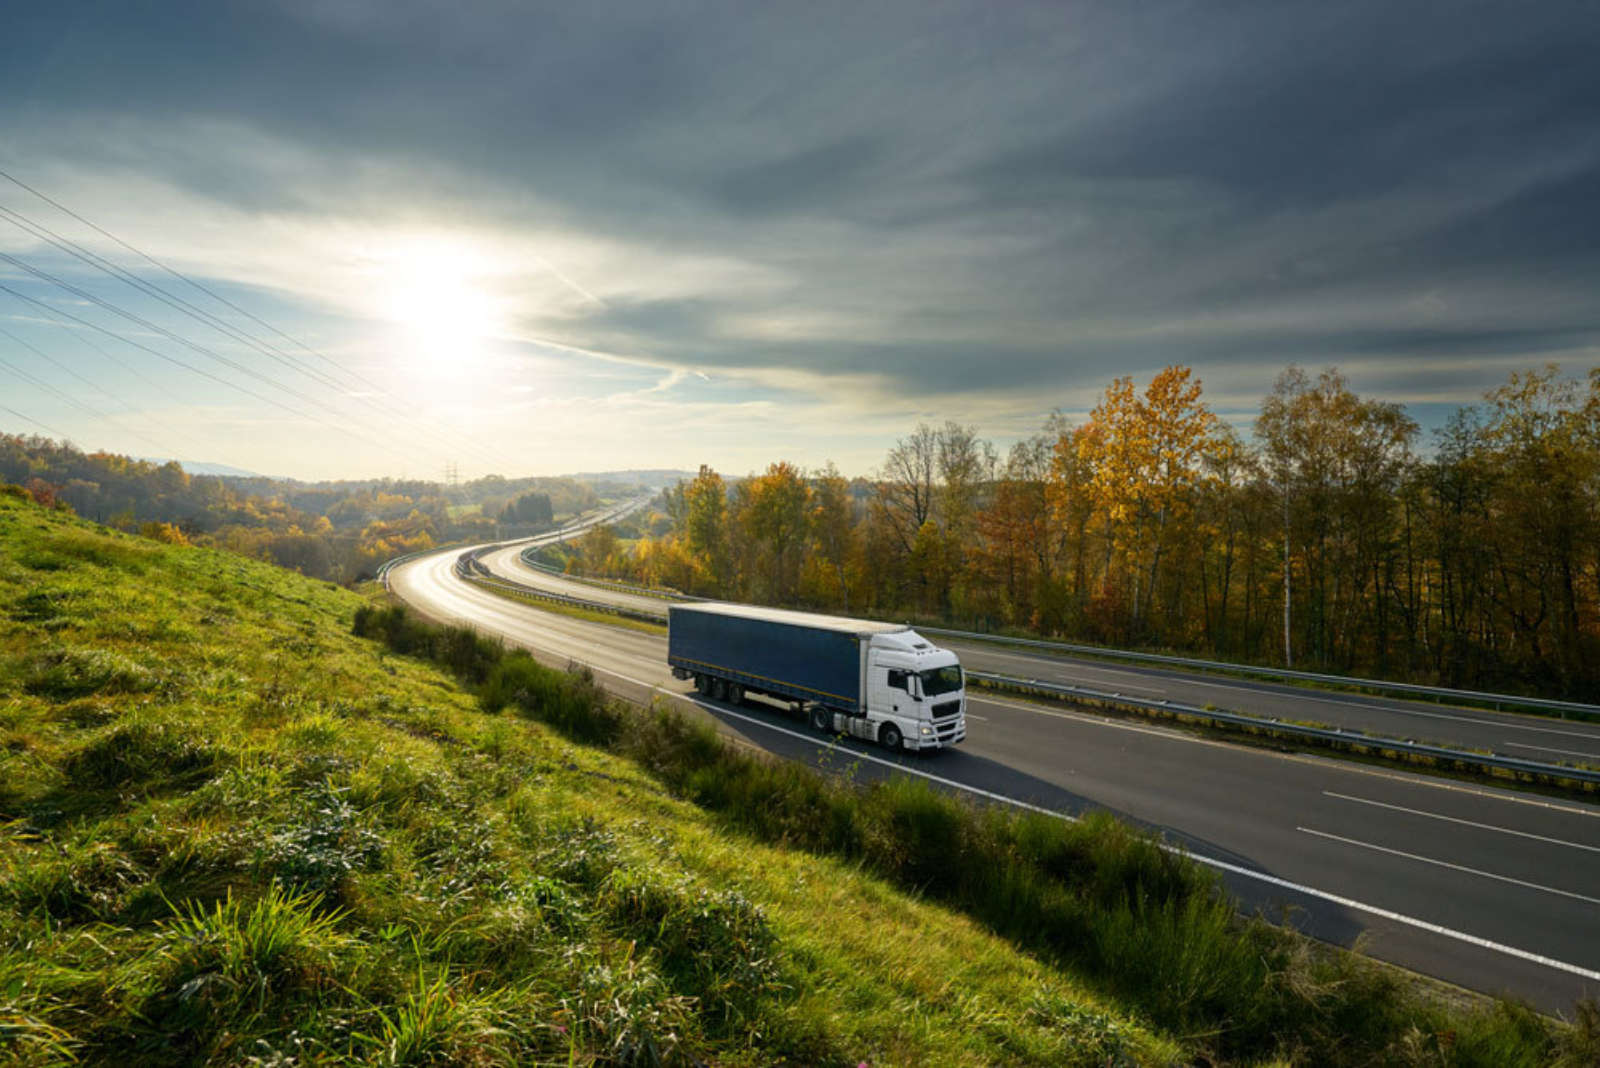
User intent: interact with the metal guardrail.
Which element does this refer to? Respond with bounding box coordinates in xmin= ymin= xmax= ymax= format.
xmin=514 ymin=555 xmax=688 ymax=607
xmin=925 ymin=627 xmax=1600 ymax=719
xmin=432 ymin=551 xmax=1600 ymax=788
xmin=968 ymin=670 xmax=1600 ymax=787
xmin=508 ymin=554 xmax=1599 ymax=720
xmin=458 ymin=566 xmax=668 ymax=625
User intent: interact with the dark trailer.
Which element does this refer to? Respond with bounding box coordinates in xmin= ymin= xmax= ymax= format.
xmin=667 ymin=602 xmax=907 ymax=712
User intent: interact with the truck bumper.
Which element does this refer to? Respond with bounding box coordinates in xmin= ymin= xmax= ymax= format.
xmin=914 ymin=720 xmax=966 ymax=749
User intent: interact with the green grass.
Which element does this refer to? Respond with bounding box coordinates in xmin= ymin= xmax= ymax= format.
xmin=0 ymin=493 xmax=1187 ymax=1065
xmin=363 ymin=608 xmax=1600 ymax=1067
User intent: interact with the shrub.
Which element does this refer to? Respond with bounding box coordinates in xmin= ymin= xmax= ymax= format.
xmin=480 ymin=654 xmax=621 ymax=745
xmin=353 ymin=604 xmax=502 ymax=683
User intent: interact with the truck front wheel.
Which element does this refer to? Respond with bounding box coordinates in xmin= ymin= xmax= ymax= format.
xmin=879 ymin=723 xmax=903 ymax=752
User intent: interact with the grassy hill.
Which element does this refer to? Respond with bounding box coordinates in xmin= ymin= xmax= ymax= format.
xmin=1 ymin=489 xmax=1592 ymax=1066
xmin=0 ymin=492 xmax=1179 ymax=1063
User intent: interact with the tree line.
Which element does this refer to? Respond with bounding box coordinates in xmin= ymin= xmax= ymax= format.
xmin=573 ymin=364 xmax=1600 ymax=698
xmin=0 ymin=435 xmax=597 ymax=583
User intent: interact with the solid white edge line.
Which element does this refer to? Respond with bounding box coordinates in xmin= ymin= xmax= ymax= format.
xmin=634 ymin=674 xmax=1600 ymax=983
xmin=397 ymin=559 xmax=1600 ymax=986
xmin=1324 ymin=791 xmax=1600 ymax=854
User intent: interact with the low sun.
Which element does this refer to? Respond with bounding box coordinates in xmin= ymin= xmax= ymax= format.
xmin=374 ymin=235 xmax=501 ymax=373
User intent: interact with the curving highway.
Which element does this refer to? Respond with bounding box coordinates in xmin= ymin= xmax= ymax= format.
xmin=487 ymin=549 xmax=1600 ymax=768
xmin=390 ymin=530 xmax=1600 ymax=1013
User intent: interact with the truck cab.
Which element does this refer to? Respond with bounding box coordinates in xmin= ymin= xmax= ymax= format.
xmin=864 ymin=630 xmax=967 ymax=750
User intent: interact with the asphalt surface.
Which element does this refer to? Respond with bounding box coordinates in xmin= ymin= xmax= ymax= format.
xmin=487 ymin=550 xmax=1600 ymax=767
xmin=391 ymin=539 xmax=1600 ymax=1014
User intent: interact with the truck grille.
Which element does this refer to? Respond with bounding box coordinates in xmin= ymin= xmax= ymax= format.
xmin=932 ymin=700 xmax=961 ymax=719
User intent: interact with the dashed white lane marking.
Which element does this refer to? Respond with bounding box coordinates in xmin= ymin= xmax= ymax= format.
xmin=615 ymin=668 xmax=1600 ymax=982
xmin=1504 ymin=740 xmax=1600 ymax=761
xmin=1299 ymin=826 xmax=1600 ymax=907
xmin=392 ymin=555 xmax=1600 ymax=984
xmin=1324 ymin=792 xmax=1600 ymax=854
xmin=961 ymin=648 xmax=1600 ymax=740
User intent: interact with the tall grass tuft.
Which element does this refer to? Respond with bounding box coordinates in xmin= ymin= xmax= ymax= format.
xmin=24 ymin=646 xmax=156 ymax=699
xmin=480 ymin=652 xmax=619 ymax=744
xmin=355 ymin=960 xmax=517 ymax=1066
xmin=65 ymin=719 xmax=220 ymax=790
xmin=143 ymin=883 xmax=351 ymax=1044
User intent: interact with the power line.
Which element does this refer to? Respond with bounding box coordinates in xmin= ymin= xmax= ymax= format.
xmin=0 ymin=337 xmax=180 ymax=456
xmin=0 ymin=402 xmax=72 ymax=441
xmin=0 ymin=281 xmax=353 ymax=433
xmin=0 ymin=210 xmax=506 ymax=471
xmin=0 ymin=262 xmax=445 ymax=466
xmin=0 ymin=168 xmax=505 ymax=469
xmin=0 ymin=319 xmax=212 ymax=458
xmin=0 ymin=165 xmax=388 ymax=395
xmin=0 ymin=204 xmax=349 ymax=393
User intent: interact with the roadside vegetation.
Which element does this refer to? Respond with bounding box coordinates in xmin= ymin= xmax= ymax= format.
xmin=0 ymin=489 xmax=1184 ymax=1065
xmin=560 ymin=362 xmax=1600 ymax=701
xmin=359 ymin=601 xmax=1600 ymax=1066
xmin=4 ymin=487 xmax=1598 ymax=1064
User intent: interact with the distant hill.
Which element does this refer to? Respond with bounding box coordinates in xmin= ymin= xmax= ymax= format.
xmin=139 ymin=457 xmax=265 ymax=478
xmin=561 ymin=468 xmax=695 ymax=488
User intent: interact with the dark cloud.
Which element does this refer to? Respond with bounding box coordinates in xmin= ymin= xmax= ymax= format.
xmin=3 ymin=0 xmax=1598 ymax=408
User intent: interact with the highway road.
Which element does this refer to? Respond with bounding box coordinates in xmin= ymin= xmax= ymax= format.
xmin=485 ymin=549 xmax=1600 ymax=768
xmin=391 ymin=539 xmax=1600 ymax=1014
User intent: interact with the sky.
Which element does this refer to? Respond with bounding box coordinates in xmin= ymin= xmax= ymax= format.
xmin=1 ymin=0 xmax=1597 ymax=481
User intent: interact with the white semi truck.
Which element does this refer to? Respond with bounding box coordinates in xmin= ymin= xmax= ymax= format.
xmin=667 ymin=602 xmax=967 ymax=752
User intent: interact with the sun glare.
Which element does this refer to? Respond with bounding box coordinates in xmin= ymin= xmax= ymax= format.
xmin=374 ymin=235 xmax=501 ymax=374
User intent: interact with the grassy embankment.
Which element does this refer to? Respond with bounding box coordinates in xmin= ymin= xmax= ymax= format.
xmin=1 ymin=489 xmax=1595 ymax=1065
xmin=0 ymin=491 xmax=1172 ymax=1064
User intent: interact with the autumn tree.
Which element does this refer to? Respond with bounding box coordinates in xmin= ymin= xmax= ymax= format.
xmin=875 ymin=424 xmax=939 ymax=557
xmin=1076 ymin=367 xmax=1219 ymax=636
xmin=1257 ymin=368 xmax=1417 ymax=669
xmin=733 ymin=461 xmax=812 ymax=603
xmin=682 ymin=465 xmax=731 ymax=592
xmin=803 ymin=462 xmax=857 ymax=609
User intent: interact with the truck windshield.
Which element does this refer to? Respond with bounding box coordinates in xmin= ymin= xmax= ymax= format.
xmin=920 ymin=665 xmax=963 ymax=697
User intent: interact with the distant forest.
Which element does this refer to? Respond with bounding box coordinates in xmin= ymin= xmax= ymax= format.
xmin=565 ymin=363 xmax=1600 ymax=699
xmin=0 ymin=435 xmax=598 ymax=583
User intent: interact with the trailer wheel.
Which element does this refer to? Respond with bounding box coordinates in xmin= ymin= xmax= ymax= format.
xmin=727 ymin=684 xmax=744 ymax=705
xmin=879 ymin=723 xmax=903 ymax=752
xmin=694 ymin=674 xmax=710 ymax=696
xmin=810 ymin=706 xmax=832 ymax=733
xmin=711 ymin=678 xmax=728 ymax=701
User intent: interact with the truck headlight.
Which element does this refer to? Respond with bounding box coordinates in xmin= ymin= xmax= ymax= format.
xmin=919 ymin=725 xmax=933 ymax=735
